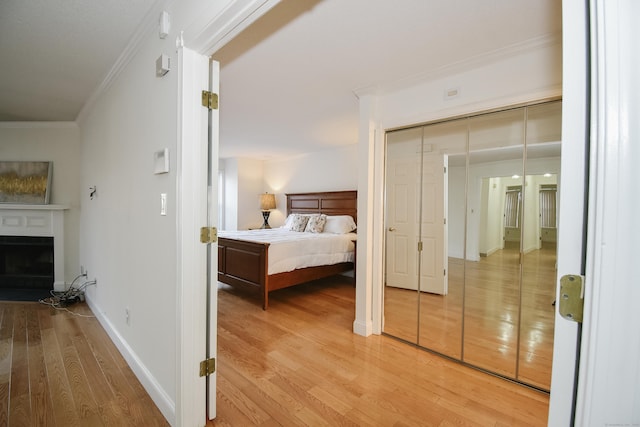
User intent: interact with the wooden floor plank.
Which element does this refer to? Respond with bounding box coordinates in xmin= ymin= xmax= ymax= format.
xmin=0 ymin=302 xmax=168 ymax=426
xmin=209 ymin=276 xmax=550 ymax=426
xmin=0 ymin=273 xmax=551 ymax=426
xmin=26 ymin=306 xmax=56 ymax=427
xmin=42 ymin=326 xmax=82 ymax=427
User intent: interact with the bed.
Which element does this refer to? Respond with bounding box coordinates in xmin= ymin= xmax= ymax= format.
xmin=217 ymin=190 xmax=357 ymax=309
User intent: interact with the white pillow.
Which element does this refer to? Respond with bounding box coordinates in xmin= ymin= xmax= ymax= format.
xmin=323 ymin=215 xmax=357 ymax=234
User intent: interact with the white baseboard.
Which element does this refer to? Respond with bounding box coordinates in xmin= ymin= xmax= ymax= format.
xmin=353 ymin=318 xmax=373 ymax=337
xmin=85 ymin=294 xmax=175 ymax=425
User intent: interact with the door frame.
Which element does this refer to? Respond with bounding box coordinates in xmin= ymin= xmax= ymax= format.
xmin=547 ymin=0 xmax=588 ymax=424
xmin=176 ymin=1 xmax=281 ymax=425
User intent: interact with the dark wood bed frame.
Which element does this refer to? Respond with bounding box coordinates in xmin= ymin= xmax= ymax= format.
xmin=217 ymin=190 xmax=357 ymax=309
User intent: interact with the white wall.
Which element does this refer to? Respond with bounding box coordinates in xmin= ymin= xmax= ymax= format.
xmin=0 ymin=123 xmax=81 ymax=285
xmin=263 ymin=145 xmax=358 ymax=227
xmin=237 ymin=158 xmax=264 ymax=229
xmin=356 ymin=39 xmax=563 ymax=336
xmin=76 ymin=0 xmax=236 ymax=422
xmin=221 ymin=146 xmax=358 ymax=229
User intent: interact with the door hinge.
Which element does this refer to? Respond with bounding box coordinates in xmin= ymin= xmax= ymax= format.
xmin=201 ymin=90 xmax=219 ymax=110
xmin=417 ymin=241 xmax=423 ymax=251
xmin=199 ymin=358 xmax=216 ymax=377
xmin=200 ymin=226 xmax=217 ymax=243
xmin=558 ymin=274 xmax=584 ymax=323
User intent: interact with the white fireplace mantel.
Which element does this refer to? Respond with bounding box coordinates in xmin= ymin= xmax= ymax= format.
xmin=0 ymin=204 xmax=69 ymax=291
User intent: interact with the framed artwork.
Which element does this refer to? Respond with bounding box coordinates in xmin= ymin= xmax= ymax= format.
xmin=0 ymin=161 xmax=53 ymax=204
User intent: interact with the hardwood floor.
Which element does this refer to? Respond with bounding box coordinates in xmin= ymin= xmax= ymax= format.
xmin=210 ymin=275 xmax=549 ymax=426
xmin=384 ymin=246 xmax=556 ymax=391
xmin=0 ymin=301 xmax=168 ymax=426
xmin=0 ymin=274 xmax=550 ymax=426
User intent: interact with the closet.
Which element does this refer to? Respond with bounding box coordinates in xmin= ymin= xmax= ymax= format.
xmin=383 ymin=100 xmax=561 ymax=391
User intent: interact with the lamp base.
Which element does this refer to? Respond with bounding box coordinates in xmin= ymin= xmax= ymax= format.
xmin=261 ymin=211 xmax=271 ymax=229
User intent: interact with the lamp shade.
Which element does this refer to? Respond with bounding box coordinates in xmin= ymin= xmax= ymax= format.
xmin=259 ymin=193 xmax=276 ymax=210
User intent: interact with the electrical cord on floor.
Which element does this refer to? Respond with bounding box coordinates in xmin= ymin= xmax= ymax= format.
xmin=38 ymin=275 xmax=97 ymax=317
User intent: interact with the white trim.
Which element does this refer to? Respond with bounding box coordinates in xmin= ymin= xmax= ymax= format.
xmin=75 ymin=1 xmax=165 ymax=125
xmin=185 ymin=0 xmax=281 ymax=55
xmin=355 ymin=33 xmax=562 ymax=97
xmin=352 ymin=319 xmax=372 ymax=337
xmin=575 ymin=1 xmax=640 ymax=425
xmin=353 ymin=94 xmax=377 ymax=337
xmin=175 ymin=46 xmax=209 ymax=427
xmin=85 ymin=294 xmax=175 ymax=425
xmin=371 ymin=123 xmax=385 ymax=335
xmin=547 ymin=0 xmax=588 ymax=424
xmin=0 ymin=122 xmax=78 ymax=129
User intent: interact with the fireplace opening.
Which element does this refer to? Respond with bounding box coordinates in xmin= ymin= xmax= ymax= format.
xmin=0 ymin=236 xmax=54 ymax=290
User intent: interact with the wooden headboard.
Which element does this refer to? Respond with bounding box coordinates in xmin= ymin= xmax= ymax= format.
xmin=286 ymin=191 xmax=357 ymax=223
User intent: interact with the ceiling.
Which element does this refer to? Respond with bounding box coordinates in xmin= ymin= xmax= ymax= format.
xmin=0 ymin=0 xmax=562 ymax=159
xmin=0 ymin=0 xmax=157 ymax=122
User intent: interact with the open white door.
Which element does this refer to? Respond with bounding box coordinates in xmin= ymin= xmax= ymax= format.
xmin=176 ymin=47 xmax=217 ymax=427
xmin=206 ymin=58 xmax=220 ymax=421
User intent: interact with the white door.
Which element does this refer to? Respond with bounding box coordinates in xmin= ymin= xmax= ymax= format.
xmin=385 ymin=137 xmax=446 ymax=295
xmin=419 ymin=153 xmax=447 ymax=295
xmin=385 ymin=142 xmax=418 ymax=290
xmin=176 ymin=48 xmax=219 ymax=426
xmin=206 ymin=58 xmax=220 ymax=421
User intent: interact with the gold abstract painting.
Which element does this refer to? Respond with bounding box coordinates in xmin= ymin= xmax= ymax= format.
xmin=0 ymin=161 xmax=52 ymax=204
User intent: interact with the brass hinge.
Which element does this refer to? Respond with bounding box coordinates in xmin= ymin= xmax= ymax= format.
xmin=417 ymin=241 xmax=423 ymax=251
xmin=200 ymin=226 xmax=217 ymax=243
xmin=201 ymin=90 xmax=219 ymax=110
xmin=199 ymin=358 xmax=216 ymax=377
xmin=558 ymin=274 xmax=584 ymax=323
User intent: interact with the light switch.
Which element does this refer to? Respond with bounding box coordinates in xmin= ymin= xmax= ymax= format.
xmin=160 ymin=193 xmax=167 ymax=215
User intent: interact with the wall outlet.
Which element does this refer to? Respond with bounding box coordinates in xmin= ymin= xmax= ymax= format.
xmin=125 ymin=307 xmax=130 ymax=325
xmin=81 ymin=266 xmax=88 ymax=277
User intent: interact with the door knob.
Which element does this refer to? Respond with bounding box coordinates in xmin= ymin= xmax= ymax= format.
xmin=388 ymin=227 xmax=396 ymax=231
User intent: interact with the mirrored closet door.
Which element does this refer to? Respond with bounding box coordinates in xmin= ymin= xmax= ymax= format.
xmin=383 ymin=100 xmax=561 ymax=391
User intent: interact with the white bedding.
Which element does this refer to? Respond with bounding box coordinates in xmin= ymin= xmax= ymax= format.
xmin=218 ymin=228 xmax=357 ymax=275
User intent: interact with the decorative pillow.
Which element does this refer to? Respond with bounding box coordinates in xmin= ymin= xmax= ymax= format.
xmin=304 ymin=214 xmax=327 ymax=233
xmin=323 ymin=215 xmax=357 ymax=234
xmin=288 ymin=214 xmax=310 ymax=232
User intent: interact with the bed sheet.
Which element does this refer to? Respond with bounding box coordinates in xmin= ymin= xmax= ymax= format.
xmin=218 ymin=228 xmax=356 ymax=274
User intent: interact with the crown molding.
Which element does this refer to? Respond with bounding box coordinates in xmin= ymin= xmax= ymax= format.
xmin=76 ymin=1 xmax=166 ymax=125
xmin=0 ymin=121 xmax=79 ymax=129
xmin=355 ymin=33 xmax=562 ymax=97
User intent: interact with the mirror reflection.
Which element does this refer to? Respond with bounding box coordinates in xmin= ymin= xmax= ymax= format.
xmin=418 ymin=120 xmax=467 ymax=359
xmin=383 ymin=100 xmax=561 ymax=391
xmin=518 ymin=101 xmax=562 ymax=389
xmin=463 ymin=108 xmax=525 ymax=378
xmin=383 ymin=127 xmax=422 ymax=343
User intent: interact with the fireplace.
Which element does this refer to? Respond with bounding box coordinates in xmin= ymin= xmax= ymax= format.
xmin=0 ymin=236 xmax=54 ymax=289
xmin=0 ymin=204 xmax=68 ymax=291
